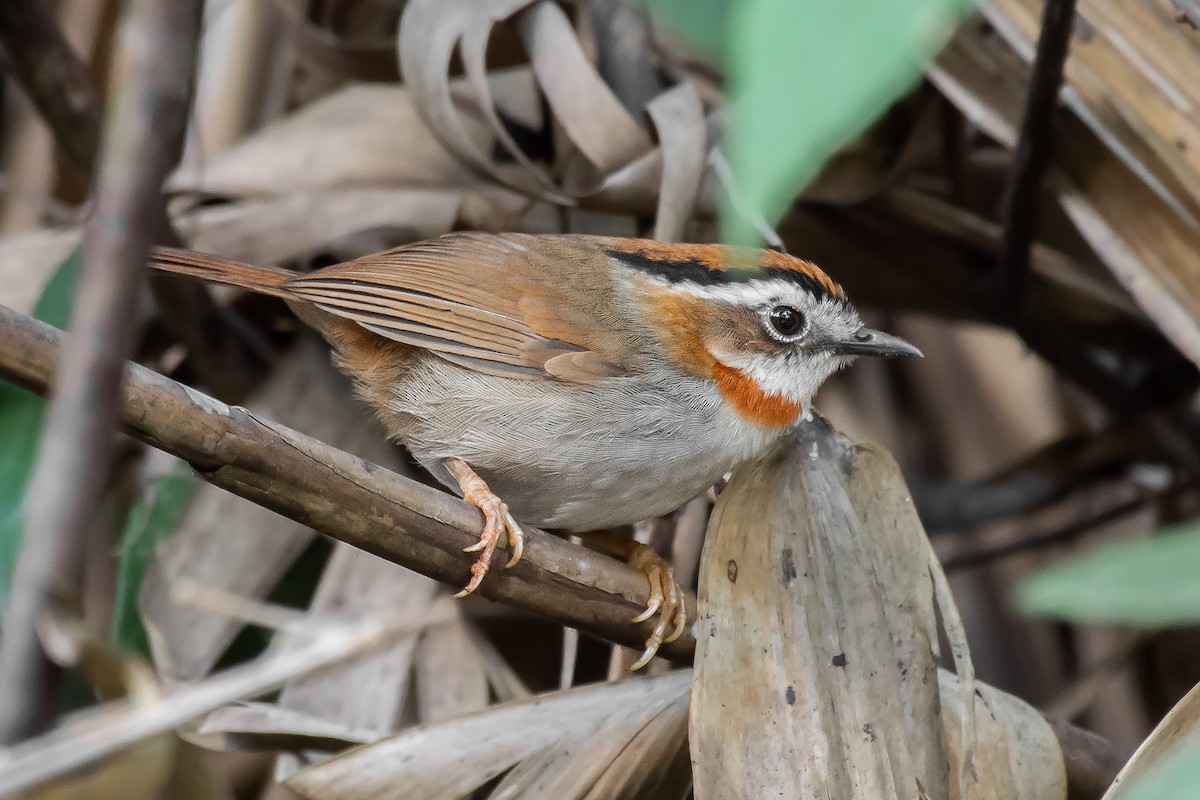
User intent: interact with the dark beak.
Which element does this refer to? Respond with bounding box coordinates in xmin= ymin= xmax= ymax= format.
xmin=825 ymin=327 xmax=923 ymax=359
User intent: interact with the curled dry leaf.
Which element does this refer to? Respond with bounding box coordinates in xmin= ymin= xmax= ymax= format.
xmin=690 ymin=415 xmax=1063 ymax=799
xmin=399 ymin=0 xmax=561 ymax=200
xmin=517 ymin=2 xmax=650 ymax=174
xmin=939 ymin=670 xmax=1067 ymax=800
xmin=284 ymin=671 xmax=692 ymax=800
xmin=646 ymin=83 xmax=707 ymax=243
xmin=397 ymin=0 xmax=713 ymax=220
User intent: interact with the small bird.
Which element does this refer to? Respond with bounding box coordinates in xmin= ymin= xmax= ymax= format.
xmin=149 ymin=233 xmax=920 ymax=666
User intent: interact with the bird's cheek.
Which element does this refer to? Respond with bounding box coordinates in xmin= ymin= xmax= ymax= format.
xmin=701 ymin=340 xmax=752 ymax=373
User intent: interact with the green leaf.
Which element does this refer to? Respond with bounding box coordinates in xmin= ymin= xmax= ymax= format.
xmin=722 ymin=0 xmax=975 ymax=244
xmin=0 ymin=246 xmax=83 ymax=611
xmin=110 ymin=458 xmax=199 ymax=653
xmin=1116 ymin=746 xmax=1200 ymax=800
xmin=1017 ymin=524 xmax=1200 ymax=625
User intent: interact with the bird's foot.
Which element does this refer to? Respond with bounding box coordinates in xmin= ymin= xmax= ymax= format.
xmin=444 ymin=457 xmax=524 ymax=598
xmin=625 ymin=542 xmax=688 ymax=670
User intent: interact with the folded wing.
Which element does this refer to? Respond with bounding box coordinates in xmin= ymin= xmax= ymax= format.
xmin=284 ymin=232 xmax=633 ymax=382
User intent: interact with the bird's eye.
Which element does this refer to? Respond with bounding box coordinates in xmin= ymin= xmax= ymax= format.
xmin=765 ymin=305 xmax=807 ymax=341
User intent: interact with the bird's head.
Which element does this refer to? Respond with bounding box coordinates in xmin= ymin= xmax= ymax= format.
xmin=609 ymin=241 xmax=922 ymax=427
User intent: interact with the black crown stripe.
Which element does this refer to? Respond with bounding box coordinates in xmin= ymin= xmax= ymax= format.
xmin=606 ymin=248 xmax=835 ymax=300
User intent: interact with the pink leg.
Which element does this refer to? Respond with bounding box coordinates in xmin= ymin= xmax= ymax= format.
xmin=444 ymin=458 xmax=525 ymax=598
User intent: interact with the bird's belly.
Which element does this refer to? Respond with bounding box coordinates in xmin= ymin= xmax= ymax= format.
xmin=484 ymin=443 xmax=734 ymax=530
xmin=377 ymin=355 xmax=783 ymax=530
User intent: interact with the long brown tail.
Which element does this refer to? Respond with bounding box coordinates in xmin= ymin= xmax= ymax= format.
xmin=148 ymin=247 xmax=297 ymax=299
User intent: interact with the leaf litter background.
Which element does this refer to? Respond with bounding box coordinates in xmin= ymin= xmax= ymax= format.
xmin=2 ymin=0 xmax=1200 ymax=797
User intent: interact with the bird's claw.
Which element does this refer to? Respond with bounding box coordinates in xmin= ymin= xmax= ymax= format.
xmin=626 ymin=543 xmax=688 ymax=670
xmin=445 ymin=458 xmax=525 ymax=599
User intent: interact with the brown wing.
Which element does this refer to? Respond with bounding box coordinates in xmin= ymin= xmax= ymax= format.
xmin=283 ymin=232 xmax=634 ymax=382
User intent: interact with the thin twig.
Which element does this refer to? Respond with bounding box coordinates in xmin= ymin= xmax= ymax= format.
xmin=0 ymin=1 xmax=202 ymax=744
xmin=996 ymin=0 xmax=1078 ymax=315
xmin=0 ymin=303 xmax=699 ymax=664
xmin=0 ymin=0 xmax=103 ymax=177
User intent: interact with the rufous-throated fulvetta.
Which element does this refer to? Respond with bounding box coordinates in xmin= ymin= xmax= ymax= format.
xmin=149 ymin=232 xmax=921 ymax=667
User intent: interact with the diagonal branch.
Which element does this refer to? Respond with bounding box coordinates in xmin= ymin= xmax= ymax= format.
xmin=0 ymin=302 xmax=698 ymax=663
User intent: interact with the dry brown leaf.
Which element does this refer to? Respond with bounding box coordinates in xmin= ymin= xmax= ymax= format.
xmin=397 ymin=0 xmax=719 ymax=218
xmin=931 ymin=21 xmax=1200 ymax=367
xmin=267 ymin=544 xmax=438 ymax=781
xmin=270 ymin=545 xmax=439 ymax=781
xmin=168 ymin=83 xmax=488 ymax=197
xmin=982 ymin=0 xmax=1200 ymax=221
xmin=939 ymin=670 xmax=1066 ymax=800
xmin=275 ymin=546 xmax=437 ymax=736
xmin=692 ymin=418 xmax=946 ymax=798
xmin=399 ymin=0 xmax=572 ymax=201
xmin=0 ymin=187 xmax=464 ymax=320
xmin=193 ymin=702 xmax=376 ymax=752
xmin=0 ymin=604 xmax=456 ymax=797
xmin=489 ymin=707 xmax=670 ymax=800
xmin=414 ymin=603 xmax=490 ymax=725
xmin=284 ymin=671 xmax=692 ymax=800
xmin=646 ymin=82 xmax=707 ymax=242
xmin=690 ymin=416 xmax=1062 ymax=800
xmin=579 ymin=695 xmax=692 ymax=800
xmin=517 ymin=2 xmax=650 ymax=174
xmin=177 ymin=188 xmax=465 ymax=266
xmin=184 ymin=0 xmax=296 ymax=171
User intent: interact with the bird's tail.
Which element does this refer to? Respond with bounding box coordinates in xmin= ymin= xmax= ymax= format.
xmin=148 ymin=247 xmax=296 ymax=299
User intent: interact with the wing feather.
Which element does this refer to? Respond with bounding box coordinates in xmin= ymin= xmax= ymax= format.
xmin=282 ymin=233 xmax=634 ymax=381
